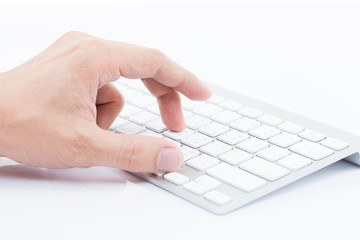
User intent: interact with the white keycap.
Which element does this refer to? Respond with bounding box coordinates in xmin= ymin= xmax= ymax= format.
xmin=321 ymin=138 xmax=349 ymax=151
xmin=146 ymin=119 xmax=168 ymax=133
xmin=181 ymin=98 xmax=205 ymax=110
xmin=109 ymin=117 xmax=128 ymax=130
xmin=204 ymin=190 xmax=231 ymax=205
xmin=277 ymin=122 xmax=304 ymax=134
xmin=299 ymin=129 xmax=326 ymax=142
xmin=182 ymin=110 xmax=194 ymax=118
xmin=200 ymin=141 xmax=232 ymax=157
xmin=122 ymin=89 xmax=144 ymax=100
xmin=219 ymin=149 xmax=252 ymax=165
xmin=198 ymin=123 xmax=230 ymax=137
xmin=186 ymin=115 xmax=212 ymax=129
xmin=207 ymin=95 xmax=224 ymax=104
xmin=163 ymin=137 xmax=181 ymax=147
xmin=211 ymin=110 xmax=241 ymax=124
xmin=237 ymin=138 xmax=269 ymax=153
xmin=119 ymin=104 xmax=142 ymax=118
xmin=217 ymin=130 xmax=249 ymax=145
xmin=163 ymin=128 xmax=194 ymax=141
xmin=193 ymin=103 xmax=222 ymax=117
xmin=164 ymin=172 xmax=189 ymax=185
xmin=269 ymin=132 xmax=302 ymax=148
xmin=115 ymin=122 xmax=145 ymax=135
xmin=290 ymin=141 xmax=334 ymax=160
xmin=206 ymin=163 xmax=266 ymax=192
xmin=146 ymin=104 xmax=161 ymax=115
xmin=239 ymin=157 xmax=290 ymax=181
xmin=181 ymin=146 xmax=200 ymax=161
xmin=219 ymin=100 xmax=243 ymax=111
xmin=181 ymin=133 xmax=213 ymax=148
xmin=130 ymin=95 xmax=157 ymax=108
xmin=256 ymin=145 xmax=290 ymax=162
xmin=238 ymin=107 xmax=263 ymax=118
xmin=186 ymin=155 xmax=220 ymax=171
xmin=129 ymin=111 xmax=158 ymax=125
xmin=229 ymin=117 xmax=261 ymax=132
xmin=183 ymin=181 xmax=209 ymax=195
xmin=126 ymin=80 xmax=148 ymax=92
xmin=277 ymin=154 xmax=312 ymax=171
xmin=138 ymin=130 xmax=163 ymax=138
xmin=257 ymin=114 xmax=283 ymax=127
xmin=248 ymin=125 xmax=281 ymax=140
xmin=195 ymin=175 xmax=222 ymax=189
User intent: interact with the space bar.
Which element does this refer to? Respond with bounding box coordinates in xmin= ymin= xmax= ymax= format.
xmin=206 ymin=163 xmax=267 ymax=192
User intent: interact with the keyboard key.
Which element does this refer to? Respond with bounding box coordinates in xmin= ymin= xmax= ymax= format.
xmin=183 ymin=181 xmax=210 ymax=195
xmin=163 ymin=128 xmax=194 ymax=141
xmin=217 ymin=130 xmax=249 ymax=145
xmin=290 ymin=141 xmax=334 ymax=160
xmin=195 ymin=175 xmax=222 ymax=189
xmin=122 ymin=89 xmax=143 ymax=100
xmin=115 ymin=122 xmax=145 ymax=135
xmin=129 ymin=111 xmax=158 ymax=125
xmin=181 ymin=133 xmax=213 ymax=148
xmin=219 ymin=149 xmax=252 ymax=165
xmin=321 ymin=138 xmax=349 ymax=151
xmin=211 ymin=110 xmax=241 ymax=124
xmin=257 ymin=114 xmax=283 ymax=127
xmin=186 ymin=155 xmax=220 ymax=171
xmin=200 ymin=141 xmax=232 ymax=157
xmin=230 ymin=117 xmax=261 ymax=132
xmin=164 ymin=172 xmax=189 ymax=185
xmin=207 ymin=95 xmax=224 ymax=104
xmin=269 ymin=132 xmax=301 ymax=148
xmin=181 ymin=98 xmax=205 ymax=110
xmin=238 ymin=107 xmax=263 ymax=118
xmin=206 ymin=163 xmax=266 ymax=192
xmin=109 ymin=117 xmax=128 ymax=131
xmin=204 ymin=190 xmax=231 ymax=205
xmin=193 ymin=103 xmax=222 ymax=117
xmin=186 ymin=115 xmax=212 ymax=129
xmin=130 ymin=95 xmax=157 ymax=108
xmin=181 ymin=146 xmax=200 ymax=161
xmin=277 ymin=154 xmax=312 ymax=171
xmin=119 ymin=104 xmax=142 ymax=118
xmin=299 ymin=129 xmax=326 ymax=142
xmin=239 ymin=157 xmax=290 ymax=181
xmin=277 ymin=121 xmax=304 ymax=134
xmin=163 ymin=137 xmax=181 ymax=147
xmin=146 ymin=104 xmax=161 ymax=115
xmin=237 ymin=138 xmax=269 ymax=153
xmin=199 ymin=123 xmax=230 ymax=137
xmin=219 ymin=100 xmax=243 ymax=111
xmin=139 ymin=130 xmax=163 ymax=138
xmin=256 ymin=145 xmax=290 ymax=162
xmin=146 ymin=119 xmax=168 ymax=133
xmin=248 ymin=125 xmax=281 ymax=140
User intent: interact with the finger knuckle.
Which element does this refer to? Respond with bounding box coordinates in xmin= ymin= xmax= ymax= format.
xmin=118 ymin=140 xmax=142 ymax=171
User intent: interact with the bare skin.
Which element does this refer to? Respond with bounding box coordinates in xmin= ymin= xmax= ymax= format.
xmin=0 ymin=31 xmax=211 ymax=173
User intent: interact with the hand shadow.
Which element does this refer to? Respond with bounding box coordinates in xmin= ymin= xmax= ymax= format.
xmin=0 ymin=158 xmax=144 ymax=184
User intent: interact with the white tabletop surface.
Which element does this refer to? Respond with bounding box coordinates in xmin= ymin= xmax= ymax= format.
xmin=1 ymin=1 xmax=360 ymax=240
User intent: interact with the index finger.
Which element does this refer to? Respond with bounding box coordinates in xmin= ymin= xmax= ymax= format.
xmin=105 ymin=41 xmax=212 ymax=100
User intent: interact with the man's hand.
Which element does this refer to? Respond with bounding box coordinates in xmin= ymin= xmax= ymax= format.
xmin=0 ymin=31 xmax=211 ymax=173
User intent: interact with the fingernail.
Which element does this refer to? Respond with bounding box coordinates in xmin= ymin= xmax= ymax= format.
xmin=156 ymin=148 xmax=183 ymax=172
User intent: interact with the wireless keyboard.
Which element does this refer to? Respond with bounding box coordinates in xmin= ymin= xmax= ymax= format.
xmin=110 ymin=79 xmax=360 ymax=214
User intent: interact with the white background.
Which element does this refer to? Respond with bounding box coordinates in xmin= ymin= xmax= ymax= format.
xmin=0 ymin=1 xmax=360 ymax=239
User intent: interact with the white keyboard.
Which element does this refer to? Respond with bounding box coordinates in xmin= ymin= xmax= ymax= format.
xmin=110 ymin=79 xmax=360 ymax=214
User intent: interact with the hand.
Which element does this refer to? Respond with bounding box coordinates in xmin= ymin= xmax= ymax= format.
xmin=0 ymin=31 xmax=211 ymax=173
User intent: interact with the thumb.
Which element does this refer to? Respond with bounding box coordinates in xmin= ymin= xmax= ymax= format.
xmin=91 ymin=128 xmax=183 ymax=173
